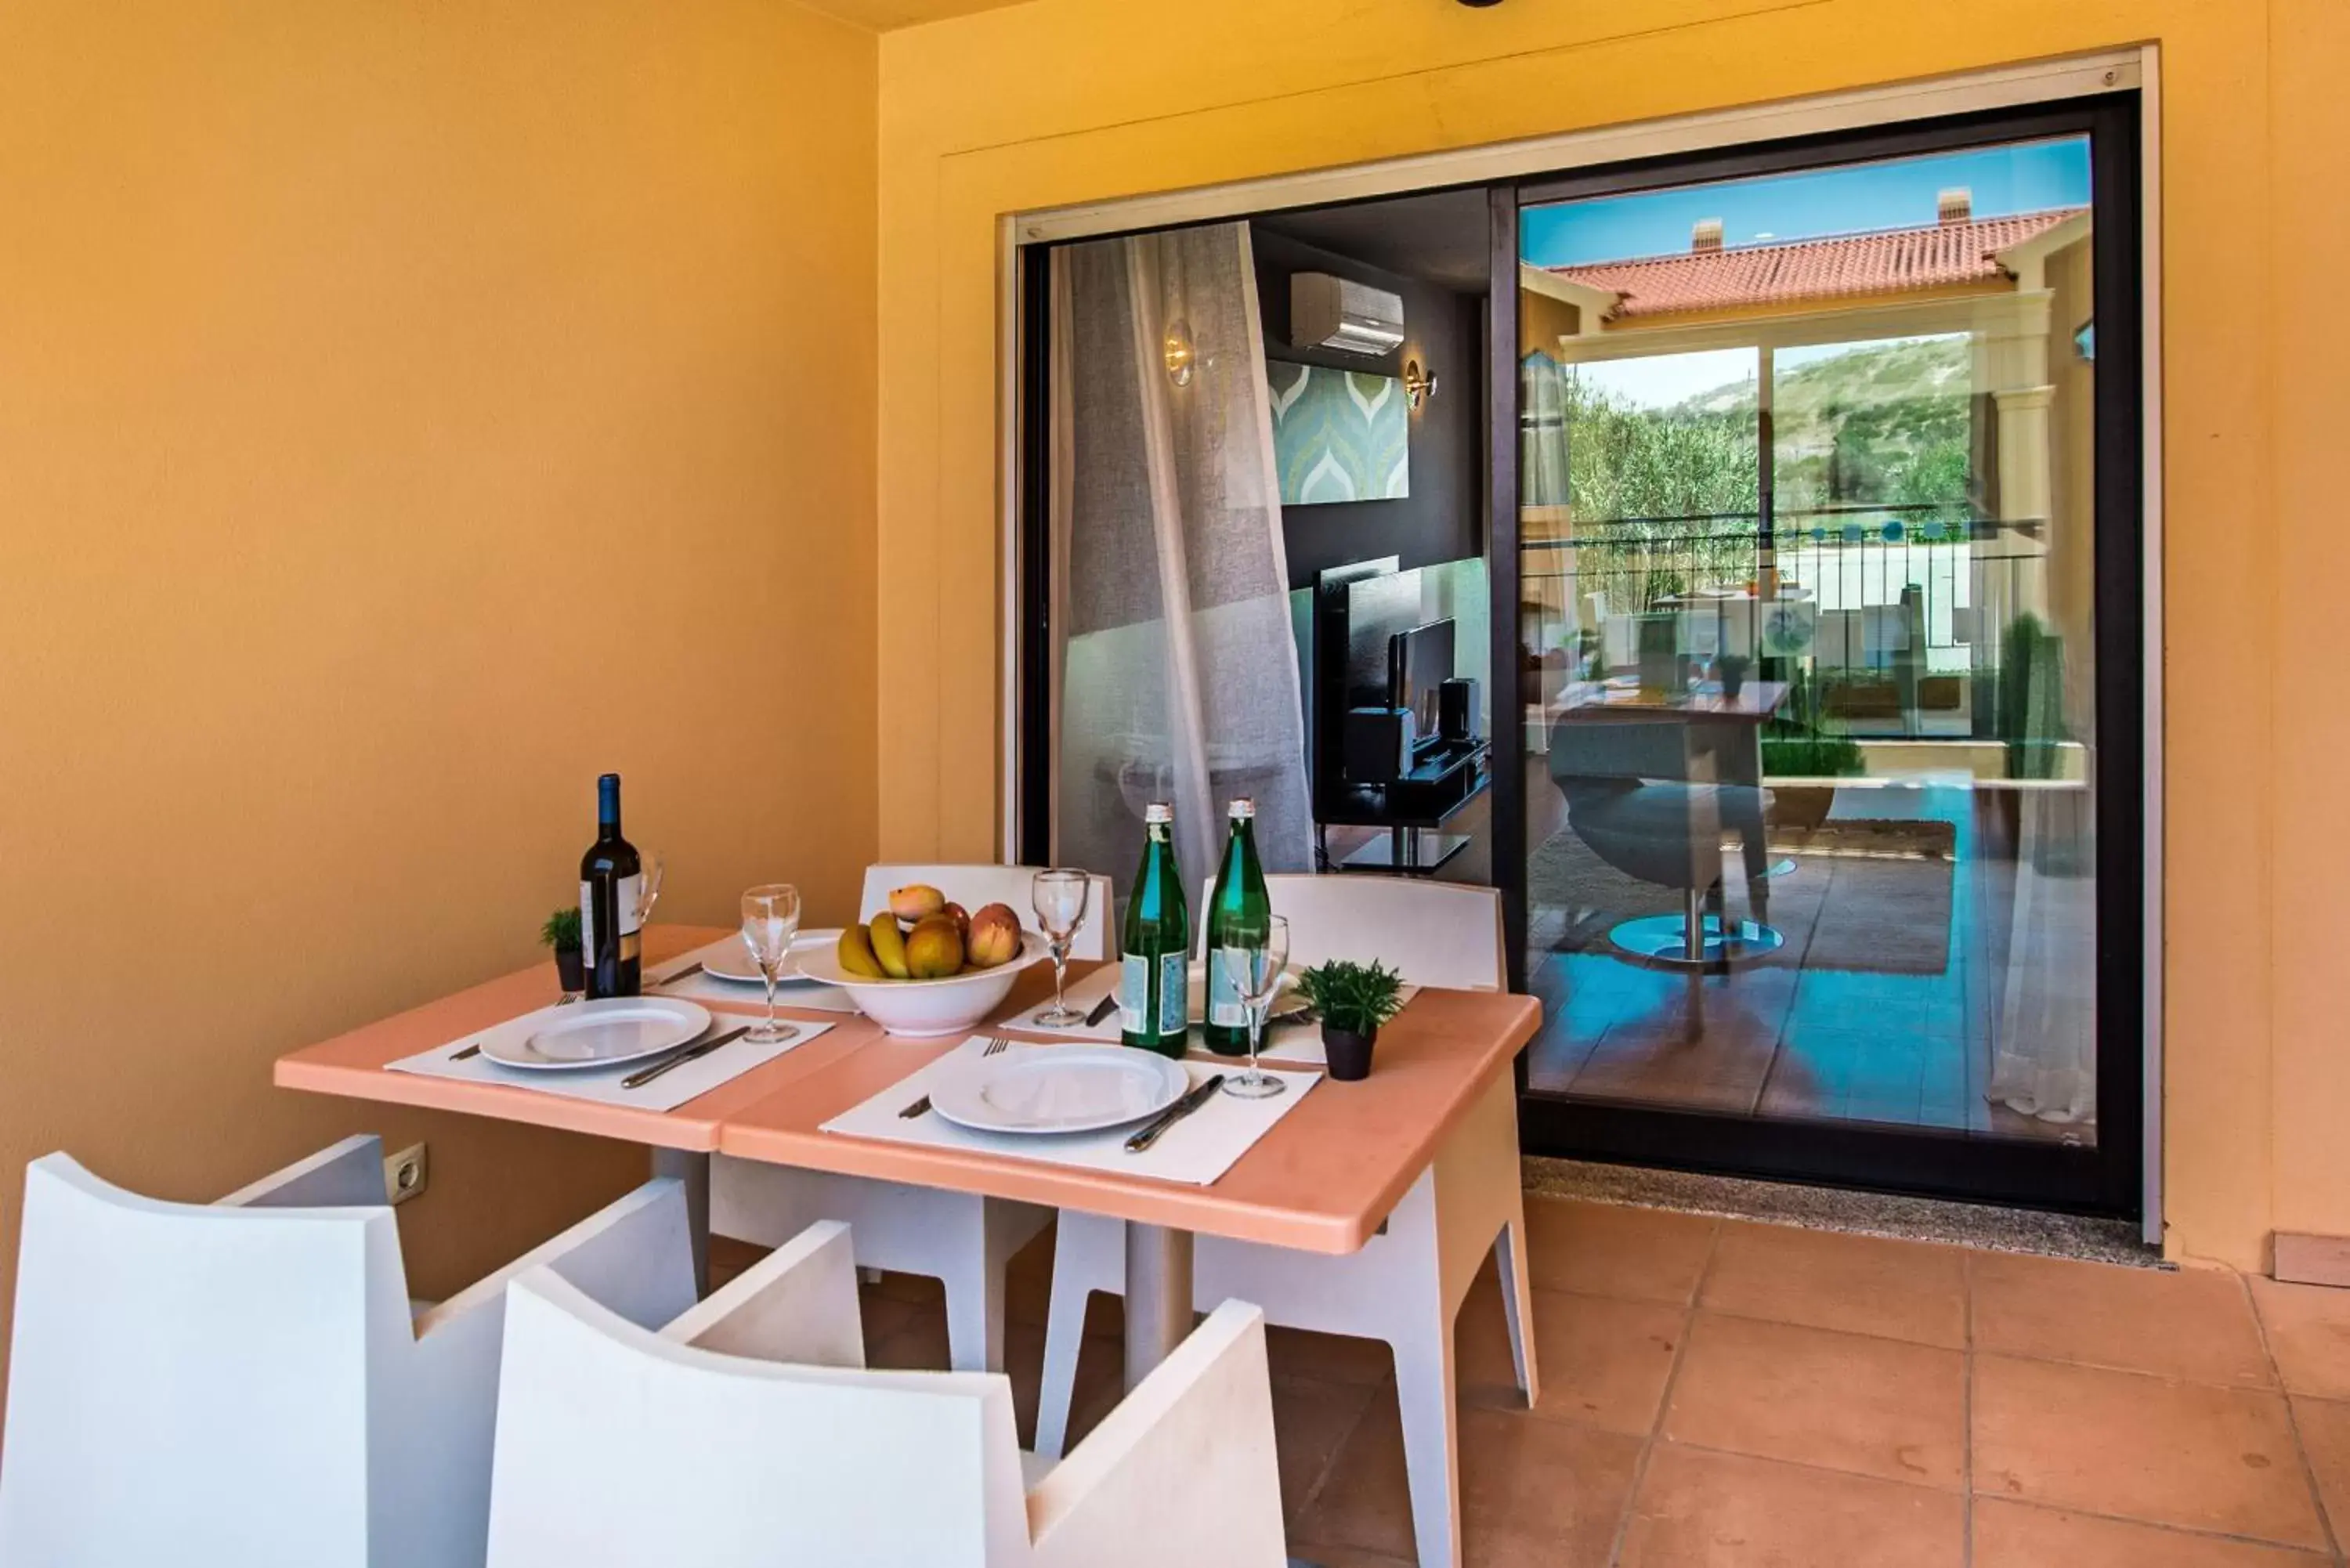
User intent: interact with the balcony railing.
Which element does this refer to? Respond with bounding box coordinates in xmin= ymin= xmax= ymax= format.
xmin=1522 ymin=503 xmax=2053 ymax=744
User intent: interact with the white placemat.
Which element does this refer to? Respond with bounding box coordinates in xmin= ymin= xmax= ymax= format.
xmin=1006 ymin=966 xmax=1419 ymax=1070
xmin=645 ymin=938 xmax=862 ymax=1013
xmin=389 ymin=1006 xmax=833 ymax=1113
xmin=821 ymin=1035 xmax=1319 ymax=1187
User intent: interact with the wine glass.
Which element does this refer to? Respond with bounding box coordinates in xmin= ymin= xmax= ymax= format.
xmin=1220 ymin=915 xmax=1290 ymax=1100
xmin=1031 ymin=869 xmax=1092 ymax=1027
xmin=634 ymin=854 xmax=666 ymax=929
xmin=739 ymin=884 xmax=802 ymax=1046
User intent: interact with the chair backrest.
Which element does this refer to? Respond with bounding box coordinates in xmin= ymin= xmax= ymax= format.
xmin=1197 ymin=873 xmax=1504 ymax=990
xmin=486 ymin=1270 xmax=1031 ymax=1568
xmin=0 ymin=1150 xmax=408 ymax=1568
xmin=862 ymin=864 xmax=1114 ymax=962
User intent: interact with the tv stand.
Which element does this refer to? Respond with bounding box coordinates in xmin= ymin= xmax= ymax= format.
xmin=1318 ymin=741 xmax=1489 ymax=878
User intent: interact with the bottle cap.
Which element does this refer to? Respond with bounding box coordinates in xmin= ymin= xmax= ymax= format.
xmin=1227 ymin=797 xmax=1255 ymax=818
xmin=1144 ymin=802 xmax=1173 ymax=823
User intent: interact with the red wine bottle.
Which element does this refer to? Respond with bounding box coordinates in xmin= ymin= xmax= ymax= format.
xmin=578 ymin=772 xmax=642 ymax=999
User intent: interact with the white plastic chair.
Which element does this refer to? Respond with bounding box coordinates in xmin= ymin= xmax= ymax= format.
xmin=710 ymin=863 xmax=1107 ymax=1372
xmin=1042 ymin=873 xmax=1535 ymax=1568
xmin=0 ymin=1136 xmax=697 ymax=1568
xmin=484 ymin=1223 xmax=1288 ymax=1568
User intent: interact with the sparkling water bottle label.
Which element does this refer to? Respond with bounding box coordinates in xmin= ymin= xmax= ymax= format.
xmin=1160 ymin=952 xmax=1188 ymax=1037
xmin=1119 ymin=954 xmax=1149 ymax=1035
xmin=1206 ymin=954 xmax=1246 ymax=1028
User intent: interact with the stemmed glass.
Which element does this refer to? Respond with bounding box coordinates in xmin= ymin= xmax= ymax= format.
xmin=739 ymin=884 xmax=803 ymax=1046
xmin=1031 ymin=869 xmax=1092 ymax=1028
xmin=1220 ymin=915 xmax=1290 ymax=1100
xmin=634 ymin=854 xmax=666 ymax=929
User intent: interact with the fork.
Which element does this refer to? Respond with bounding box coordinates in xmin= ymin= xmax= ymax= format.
xmin=898 ymin=1037 xmax=1010 ymax=1118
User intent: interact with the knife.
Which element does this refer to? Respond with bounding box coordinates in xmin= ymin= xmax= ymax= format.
xmin=653 ymin=961 xmax=705 ymax=988
xmin=1083 ymin=993 xmax=1118 ymax=1028
xmin=621 ymin=1024 xmax=756 ymax=1089
xmin=1125 ymin=1074 xmax=1224 ymax=1153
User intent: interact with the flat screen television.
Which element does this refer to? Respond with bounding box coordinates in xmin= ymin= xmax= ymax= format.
xmin=1389 ymin=618 xmax=1455 ymax=757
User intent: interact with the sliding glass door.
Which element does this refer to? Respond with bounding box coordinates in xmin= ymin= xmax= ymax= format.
xmin=1495 ymin=98 xmax=2144 ymax=1212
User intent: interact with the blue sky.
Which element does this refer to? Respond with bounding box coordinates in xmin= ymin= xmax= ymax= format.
xmin=1521 ymin=137 xmax=2092 ymax=268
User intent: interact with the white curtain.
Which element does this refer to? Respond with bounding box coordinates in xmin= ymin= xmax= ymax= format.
xmin=1988 ymin=786 xmax=2097 ymax=1127
xmin=1049 ymin=222 xmax=1313 ymax=898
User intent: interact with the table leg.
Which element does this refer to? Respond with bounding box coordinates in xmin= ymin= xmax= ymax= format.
xmin=1123 ymin=1220 xmax=1195 ymax=1392
xmin=649 ymin=1147 xmax=710 ymax=1298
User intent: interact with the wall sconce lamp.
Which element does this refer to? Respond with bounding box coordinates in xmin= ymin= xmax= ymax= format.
xmin=1163 ymin=320 xmax=1196 ymax=388
xmin=1403 ymin=358 xmax=1438 ymax=410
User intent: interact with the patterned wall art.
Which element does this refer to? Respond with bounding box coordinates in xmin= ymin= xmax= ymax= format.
xmin=1267 ymin=362 xmax=1409 ymax=506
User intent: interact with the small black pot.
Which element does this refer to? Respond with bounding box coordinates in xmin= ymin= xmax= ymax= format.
xmin=1323 ymin=1024 xmax=1378 ymax=1082
xmin=553 ymin=944 xmax=585 ymax=994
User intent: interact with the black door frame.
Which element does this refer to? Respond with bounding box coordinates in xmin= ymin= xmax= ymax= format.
xmin=1498 ymin=95 xmax=2145 ymax=1216
xmin=1013 ymin=92 xmax=2146 ymax=1218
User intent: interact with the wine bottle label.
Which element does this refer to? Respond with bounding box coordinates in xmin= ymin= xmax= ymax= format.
xmin=582 ymin=873 xmax=645 ymax=965
xmin=1206 ymin=955 xmax=1246 ymax=1028
xmin=1160 ymin=952 xmax=1187 ymax=1036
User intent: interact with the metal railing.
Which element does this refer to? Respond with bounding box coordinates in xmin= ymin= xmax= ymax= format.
xmin=1522 ymin=504 xmax=2053 ymax=740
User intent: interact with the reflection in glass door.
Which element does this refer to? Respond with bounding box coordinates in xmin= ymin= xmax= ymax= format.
xmin=1506 ymin=104 xmax=2141 ymax=1211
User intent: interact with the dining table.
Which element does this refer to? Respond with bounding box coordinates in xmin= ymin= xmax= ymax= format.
xmin=273 ymin=923 xmax=1542 ymax=1393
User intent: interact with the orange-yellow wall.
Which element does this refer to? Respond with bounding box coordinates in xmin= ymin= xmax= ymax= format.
xmin=875 ymin=0 xmax=2339 ymax=1268
xmin=0 ymin=0 xmax=878 ymax=1385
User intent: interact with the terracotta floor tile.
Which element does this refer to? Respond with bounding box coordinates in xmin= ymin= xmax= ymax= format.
xmin=1270 ymin=1373 xmax=1383 ymax=1525
xmin=857 ymin=1284 xmax=920 ymax=1348
xmin=1618 ymin=1443 xmax=1965 ymax=1567
xmin=867 ymin=1304 xmax=1121 ymax=1451
xmin=1295 ymin=1386 xmax=1641 ymax=1565
xmin=1002 ymin=1225 xmax=1057 ymax=1328
xmin=1276 ymin=1545 xmax=1415 ymax=1568
xmin=1973 ymin=1355 xmax=2326 ymax=1548
xmin=1662 ymin=1312 xmax=1965 ymax=1487
xmin=1456 ymin=1270 xmax=1683 ymax=1436
xmin=2252 ymin=1277 xmax=2350 ymax=1400
xmin=1701 ymin=1220 xmax=1967 ymax=1347
xmin=1266 ymin=1324 xmax=1399 ymax=1388
xmin=1524 ymin=1195 xmax=1717 ymax=1306
xmin=1972 ymin=1252 xmax=2272 ymax=1388
xmin=2289 ymin=1395 xmax=2350 ymax=1547
xmin=1973 ymin=1498 xmax=2330 ymax=1566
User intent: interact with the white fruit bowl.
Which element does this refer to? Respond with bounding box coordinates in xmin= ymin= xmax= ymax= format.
xmin=795 ymin=932 xmax=1051 ymax=1039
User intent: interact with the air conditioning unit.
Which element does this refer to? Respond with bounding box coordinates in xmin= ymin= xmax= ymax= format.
xmin=1290 ymin=273 xmax=1405 ymax=356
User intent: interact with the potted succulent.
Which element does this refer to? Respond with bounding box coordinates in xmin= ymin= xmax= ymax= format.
xmin=1295 ymin=959 xmax=1405 ymax=1082
xmin=540 ymin=906 xmax=584 ymax=995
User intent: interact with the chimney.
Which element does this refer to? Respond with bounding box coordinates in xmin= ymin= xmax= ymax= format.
xmin=1691 ymin=218 xmax=1724 ymax=252
xmin=1937 ymin=187 xmax=1972 ymax=226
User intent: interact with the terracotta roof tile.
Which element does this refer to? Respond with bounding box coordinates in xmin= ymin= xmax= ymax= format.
xmin=1544 ymin=208 xmax=2086 ymax=320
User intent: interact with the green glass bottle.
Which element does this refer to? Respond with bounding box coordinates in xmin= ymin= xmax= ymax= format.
xmin=1202 ymin=797 xmax=1271 ymax=1055
xmin=1119 ymin=803 xmax=1191 ymax=1059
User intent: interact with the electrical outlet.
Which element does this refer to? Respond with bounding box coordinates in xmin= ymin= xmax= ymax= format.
xmin=384 ymin=1143 xmax=428 ymax=1205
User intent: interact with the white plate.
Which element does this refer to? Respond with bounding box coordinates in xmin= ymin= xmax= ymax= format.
xmin=701 ymin=930 xmax=844 ymax=985
xmin=485 ymin=997 xmax=714 ymax=1071
xmin=930 ymin=1046 xmax=1189 ymax=1136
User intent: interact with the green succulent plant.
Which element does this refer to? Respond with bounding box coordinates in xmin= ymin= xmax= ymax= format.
xmin=1295 ymin=959 xmax=1406 ymax=1038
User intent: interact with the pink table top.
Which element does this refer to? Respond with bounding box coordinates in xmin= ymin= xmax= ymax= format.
xmin=274 ymin=925 xmax=1540 ymax=1254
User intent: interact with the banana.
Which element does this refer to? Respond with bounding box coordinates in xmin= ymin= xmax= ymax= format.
xmin=837 ymin=923 xmax=886 ymax=980
xmin=868 ymin=912 xmax=912 ymax=980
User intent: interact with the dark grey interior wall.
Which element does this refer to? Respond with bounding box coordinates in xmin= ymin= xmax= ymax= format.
xmin=1251 ymin=228 xmax=1484 ymax=591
